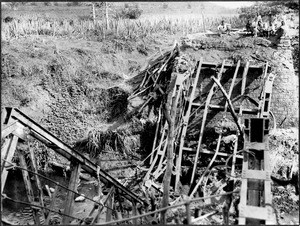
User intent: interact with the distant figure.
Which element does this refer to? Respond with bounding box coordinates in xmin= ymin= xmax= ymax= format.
xmin=267 ymin=21 xmax=276 ymax=37
xmin=289 ymin=14 xmax=295 ymax=29
xmin=255 ymin=12 xmax=262 ymax=25
xmin=218 ymin=20 xmax=231 ymax=35
xmin=262 ymin=21 xmax=269 ymax=37
xmin=276 ymin=20 xmax=288 ymax=40
xmin=246 ymin=19 xmax=252 ymax=34
xmin=254 ymin=20 xmax=263 ymax=37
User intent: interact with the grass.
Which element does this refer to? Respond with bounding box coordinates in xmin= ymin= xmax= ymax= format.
xmin=2 ymin=6 xmax=244 ymax=41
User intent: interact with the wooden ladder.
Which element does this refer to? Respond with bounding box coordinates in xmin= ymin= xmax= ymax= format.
xmin=238 ymin=67 xmax=276 ymax=225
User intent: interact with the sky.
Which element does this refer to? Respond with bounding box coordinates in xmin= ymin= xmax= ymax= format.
xmin=212 ymin=1 xmax=255 ymax=9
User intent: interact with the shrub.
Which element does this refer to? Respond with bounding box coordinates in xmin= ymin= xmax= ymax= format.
xmin=116 ymin=4 xmax=143 ymax=19
xmin=163 ymin=3 xmax=168 ymax=9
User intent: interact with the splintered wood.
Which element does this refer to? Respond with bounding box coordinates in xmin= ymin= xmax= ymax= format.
xmin=136 ymin=55 xmax=275 ymax=224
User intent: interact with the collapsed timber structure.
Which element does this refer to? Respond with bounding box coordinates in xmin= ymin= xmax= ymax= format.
xmin=2 ymin=43 xmax=278 ymax=224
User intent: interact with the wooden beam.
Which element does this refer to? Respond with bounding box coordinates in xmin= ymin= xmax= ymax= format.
xmin=182 ymin=147 xmax=243 ymax=158
xmin=242 ymin=170 xmax=271 ymax=180
xmin=28 ymin=147 xmax=46 ymax=220
xmin=239 ymin=205 xmax=272 ymax=220
xmin=211 ymin=76 xmax=243 ymax=134
xmin=132 ymin=201 xmax=138 ymax=224
xmin=1 ymin=121 xmax=18 ymax=139
xmin=201 ymin=61 xmax=263 ymax=69
xmin=191 ymin=103 xmax=259 ymax=114
xmin=190 ymin=60 xmax=226 ymax=185
xmin=18 ymin=151 xmax=41 ymax=225
xmin=4 ymin=107 xmax=146 ymax=205
xmin=62 ymin=161 xmax=81 ymax=224
xmin=106 ymin=189 xmax=114 ymax=222
xmin=45 ymin=183 xmax=59 ymax=225
xmin=175 ymin=58 xmax=203 ymax=192
xmin=1 ymin=135 xmax=18 ymax=193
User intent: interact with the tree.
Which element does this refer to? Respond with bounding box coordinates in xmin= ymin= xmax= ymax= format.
xmin=89 ymin=2 xmax=112 ymax=28
xmin=238 ymin=1 xmax=299 ymax=20
xmin=115 ymin=4 xmax=143 ymax=20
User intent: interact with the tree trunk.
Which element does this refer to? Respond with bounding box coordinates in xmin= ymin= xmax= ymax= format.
xmin=92 ymin=3 xmax=96 ymax=24
xmin=160 ymin=75 xmax=177 ymax=224
xmin=105 ymin=2 xmax=109 ymax=30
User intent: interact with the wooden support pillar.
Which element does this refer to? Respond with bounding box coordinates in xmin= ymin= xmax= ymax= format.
xmin=92 ymin=186 xmax=115 ymax=224
xmin=18 ymin=151 xmax=40 ymax=225
xmin=1 ymin=135 xmax=18 ymax=192
xmin=28 ymin=147 xmax=46 ymax=220
xmin=106 ymin=187 xmax=114 ymax=222
xmin=45 ymin=183 xmax=59 ymax=225
xmin=62 ymin=160 xmax=81 ymax=224
xmin=185 ymin=202 xmax=191 ymax=225
xmin=132 ymin=201 xmax=138 ymax=224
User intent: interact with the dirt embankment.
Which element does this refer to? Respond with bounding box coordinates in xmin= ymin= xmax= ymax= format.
xmin=2 ymin=35 xmax=175 ymax=160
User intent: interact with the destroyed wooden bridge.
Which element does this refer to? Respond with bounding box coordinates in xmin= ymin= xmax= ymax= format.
xmin=2 ymin=49 xmax=277 ymax=224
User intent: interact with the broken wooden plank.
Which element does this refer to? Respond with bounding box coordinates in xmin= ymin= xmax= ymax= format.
xmin=211 ymin=76 xmax=243 ymax=134
xmin=1 ymin=135 xmax=18 ymax=193
xmin=28 ymin=147 xmax=46 ymax=220
xmin=190 ymin=60 xmax=226 ymax=185
xmin=62 ymin=161 xmax=81 ymax=224
xmin=201 ymin=61 xmax=263 ymax=69
xmin=150 ymin=105 xmax=162 ymax=163
xmin=242 ymin=170 xmax=271 ymax=180
xmin=106 ymin=188 xmax=114 ymax=222
xmin=182 ymin=147 xmax=243 ymax=158
xmin=175 ymin=58 xmax=203 ymax=192
xmin=3 ymin=107 xmax=146 ymax=205
xmin=239 ymin=205 xmax=272 ymax=220
xmin=18 ymin=151 xmax=41 ymax=225
xmin=1 ymin=121 xmax=19 ymax=139
xmin=45 ymin=184 xmax=59 ymax=225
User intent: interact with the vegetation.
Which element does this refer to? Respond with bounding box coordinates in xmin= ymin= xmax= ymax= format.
xmin=116 ymin=3 xmax=143 ymax=19
xmin=1 ymin=14 xmax=243 ymax=41
xmin=238 ymin=0 xmax=299 ymax=20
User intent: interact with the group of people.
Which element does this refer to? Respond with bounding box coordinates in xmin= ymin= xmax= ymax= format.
xmin=245 ymin=13 xmax=289 ymax=38
xmin=217 ymin=12 xmax=294 ymax=39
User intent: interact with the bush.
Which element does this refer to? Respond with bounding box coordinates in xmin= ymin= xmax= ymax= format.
xmin=116 ymin=4 xmax=143 ymax=19
xmin=163 ymin=3 xmax=168 ymax=9
xmin=238 ymin=1 xmax=298 ymax=20
xmin=66 ymin=2 xmax=80 ymax=7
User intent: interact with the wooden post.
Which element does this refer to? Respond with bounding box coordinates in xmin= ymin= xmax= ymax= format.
xmin=28 ymin=147 xmax=46 ymax=220
xmin=1 ymin=135 xmax=18 ymax=192
xmin=18 ymin=151 xmax=40 ymax=225
xmin=161 ymin=74 xmax=177 ymax=224
xmin=45 ymin=184 xmax=59 ymax=225
xmin=92 ymin=186 xmax=115 ymax=224
xmin=185 ymin=202 xmax=191 ymax=224
xmin=132 ymin=201 xmax=138 ymax=224
xmin=190 ymin=60 xmax=226 ymax=185
xmin=175 ymin=59 xmax=203 ymax=192
xmin=62 ymin=160 xmax=81 ymax=224
xmin=106 ymin=187 xmax=114 ymax=222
